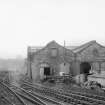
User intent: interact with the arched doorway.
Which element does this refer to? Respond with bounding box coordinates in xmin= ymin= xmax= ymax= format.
xmin=80 ymin=62 xmax=91 ymax=74
xmin=80 ymin=62 xmax=91 ymax=82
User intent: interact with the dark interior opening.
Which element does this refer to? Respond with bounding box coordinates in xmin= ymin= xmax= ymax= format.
xmin=80 ymin=62 xmax=91 ymax=74
xmin=44 ymin=67 xmax=50 ymax=76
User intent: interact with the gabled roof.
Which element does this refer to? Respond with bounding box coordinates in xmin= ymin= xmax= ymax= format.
xmin=72 ymin=40 xmax=97 ymax=53
xmin=28 ymin=40 xmax=105 ymax=55
xmin=46 ymin=40 xmax=59 ymax=47
xmin=27 ymin=40 xmax=58 ymax=53
xmin=28 ymin=46 xmax=43 ymax=53
xmin=28 ymin=41 xmax=78 ymax=54
xmin=28 ymin=40 xmax=75 ymax=57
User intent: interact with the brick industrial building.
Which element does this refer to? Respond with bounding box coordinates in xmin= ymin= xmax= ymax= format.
xmin=27 ymin=40 xmax=105 ymax=82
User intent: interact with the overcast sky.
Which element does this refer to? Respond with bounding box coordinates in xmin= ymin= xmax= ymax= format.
xmin=0 ymin=0 xmax=105 ymax=58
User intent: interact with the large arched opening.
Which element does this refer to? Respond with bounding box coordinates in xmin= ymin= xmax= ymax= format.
xmin=79 ymin=62 xmax=91 ymax=82
xmin=80 ymin=62 xmax=91 ymax=74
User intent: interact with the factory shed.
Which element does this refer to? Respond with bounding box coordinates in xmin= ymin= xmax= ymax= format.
xmin=27 ymin=41 xmax=76 ymax=81
xmin=73 ymin=40 xmax=105 ymax=83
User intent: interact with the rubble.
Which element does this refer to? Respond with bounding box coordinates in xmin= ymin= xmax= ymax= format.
xmin=82 ymin=81 xmax=104 ymax=92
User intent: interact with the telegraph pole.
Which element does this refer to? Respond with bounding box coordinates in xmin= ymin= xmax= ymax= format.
xmin=63 ymin=40 xmax=66 ymax=64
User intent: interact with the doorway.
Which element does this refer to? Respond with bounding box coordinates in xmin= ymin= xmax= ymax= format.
xmin=44 ymin=67 xmax=51 ymax=76
xmin=40 ymin=63 xmax=53 ymax=80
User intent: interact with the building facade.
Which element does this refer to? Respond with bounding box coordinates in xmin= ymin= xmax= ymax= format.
xmin=27 ymin=40 xmax=105 ymax=82
xmin=27 ymin=41 xmax=76 ymax=81
xmin=73 ymin=40 xmax=105 ymax=74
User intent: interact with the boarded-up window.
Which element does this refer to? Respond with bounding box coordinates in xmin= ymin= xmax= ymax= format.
xmin=51 ymin=48 xmax=57 ymax=57
xmin=92 ymin=62 xmax=99 ymax=71
xmin=59 ymin=63 xmax=70 ymax=75
xmin=93 ymin=48 xmax=99 ymax=57
xmin=101 ymin=62 xmax=105 ymax=71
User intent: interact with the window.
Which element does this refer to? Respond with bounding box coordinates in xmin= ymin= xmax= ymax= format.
xmin=93 ymin=48 xmax=99 ymax=57
xmin=51 ymin=48 xmax=57 ymax=57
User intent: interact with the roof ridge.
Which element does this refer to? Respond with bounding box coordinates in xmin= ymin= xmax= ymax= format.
xmin=73 ymin=40 xmax=96 ymax=53
xmin=73 ymin=40 xmax=96 ymax=50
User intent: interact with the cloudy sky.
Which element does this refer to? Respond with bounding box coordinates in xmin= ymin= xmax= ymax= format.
xmin=0 ymin=0 xmax=105 ymax=58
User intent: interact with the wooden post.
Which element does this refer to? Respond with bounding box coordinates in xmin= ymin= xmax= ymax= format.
xmin=90 ymin=62 xmax=93 ymax=73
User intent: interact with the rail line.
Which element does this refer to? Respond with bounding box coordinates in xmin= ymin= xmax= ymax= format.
xmin=0 ymin=81 xmax=50 ymax=105
xmin=0 ymin=95 xmax=14 ymax=105
xmin=0 ymin=81 xmax=27 ymax=105
xmin=9 ymin=84 xmax=64 ymax=105
xmin=20 ymin=81 xmax=99 ymax=105
xmin=22 ymin=80 xmax=105 ymax=103
xmin=52 ymin=85 xmax=105 ymax=102
xmin=0 ymin=79 xmax=64 ymax=105
xmin=10 ymin=84 xmax=48 ymax=105
xmin=50 ymin=86 xmax=105 ymax=105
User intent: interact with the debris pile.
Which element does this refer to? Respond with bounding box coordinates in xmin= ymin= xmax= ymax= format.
xmin=82 ymin=81 xmax=104 ymax=92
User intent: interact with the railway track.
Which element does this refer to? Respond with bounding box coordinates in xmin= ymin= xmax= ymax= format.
xmin=9 ymin=83 xmax=64 ymax=105
xmin=23 ymin=80 xmax=105 ymax=102
xmin=0 ymin=79 xmax=64 ymax=105
xmin=0 ymin=81 xmax=27 ymax=105
xmin=52 ymin=85 xmax=105 ymax=102
xmin=0 ymin=81 xmax=52 ymax=105
xmin=0 ymin=95 xmax=14 ymax=105
xmin=20 ymin=81 xmax=102 ymax=105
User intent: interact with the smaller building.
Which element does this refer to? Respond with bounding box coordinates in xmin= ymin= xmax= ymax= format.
xmin=27 ymin=41 xmax=76 ymax=81
xmin=73 ymin=40 xmax=105 ymax=75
